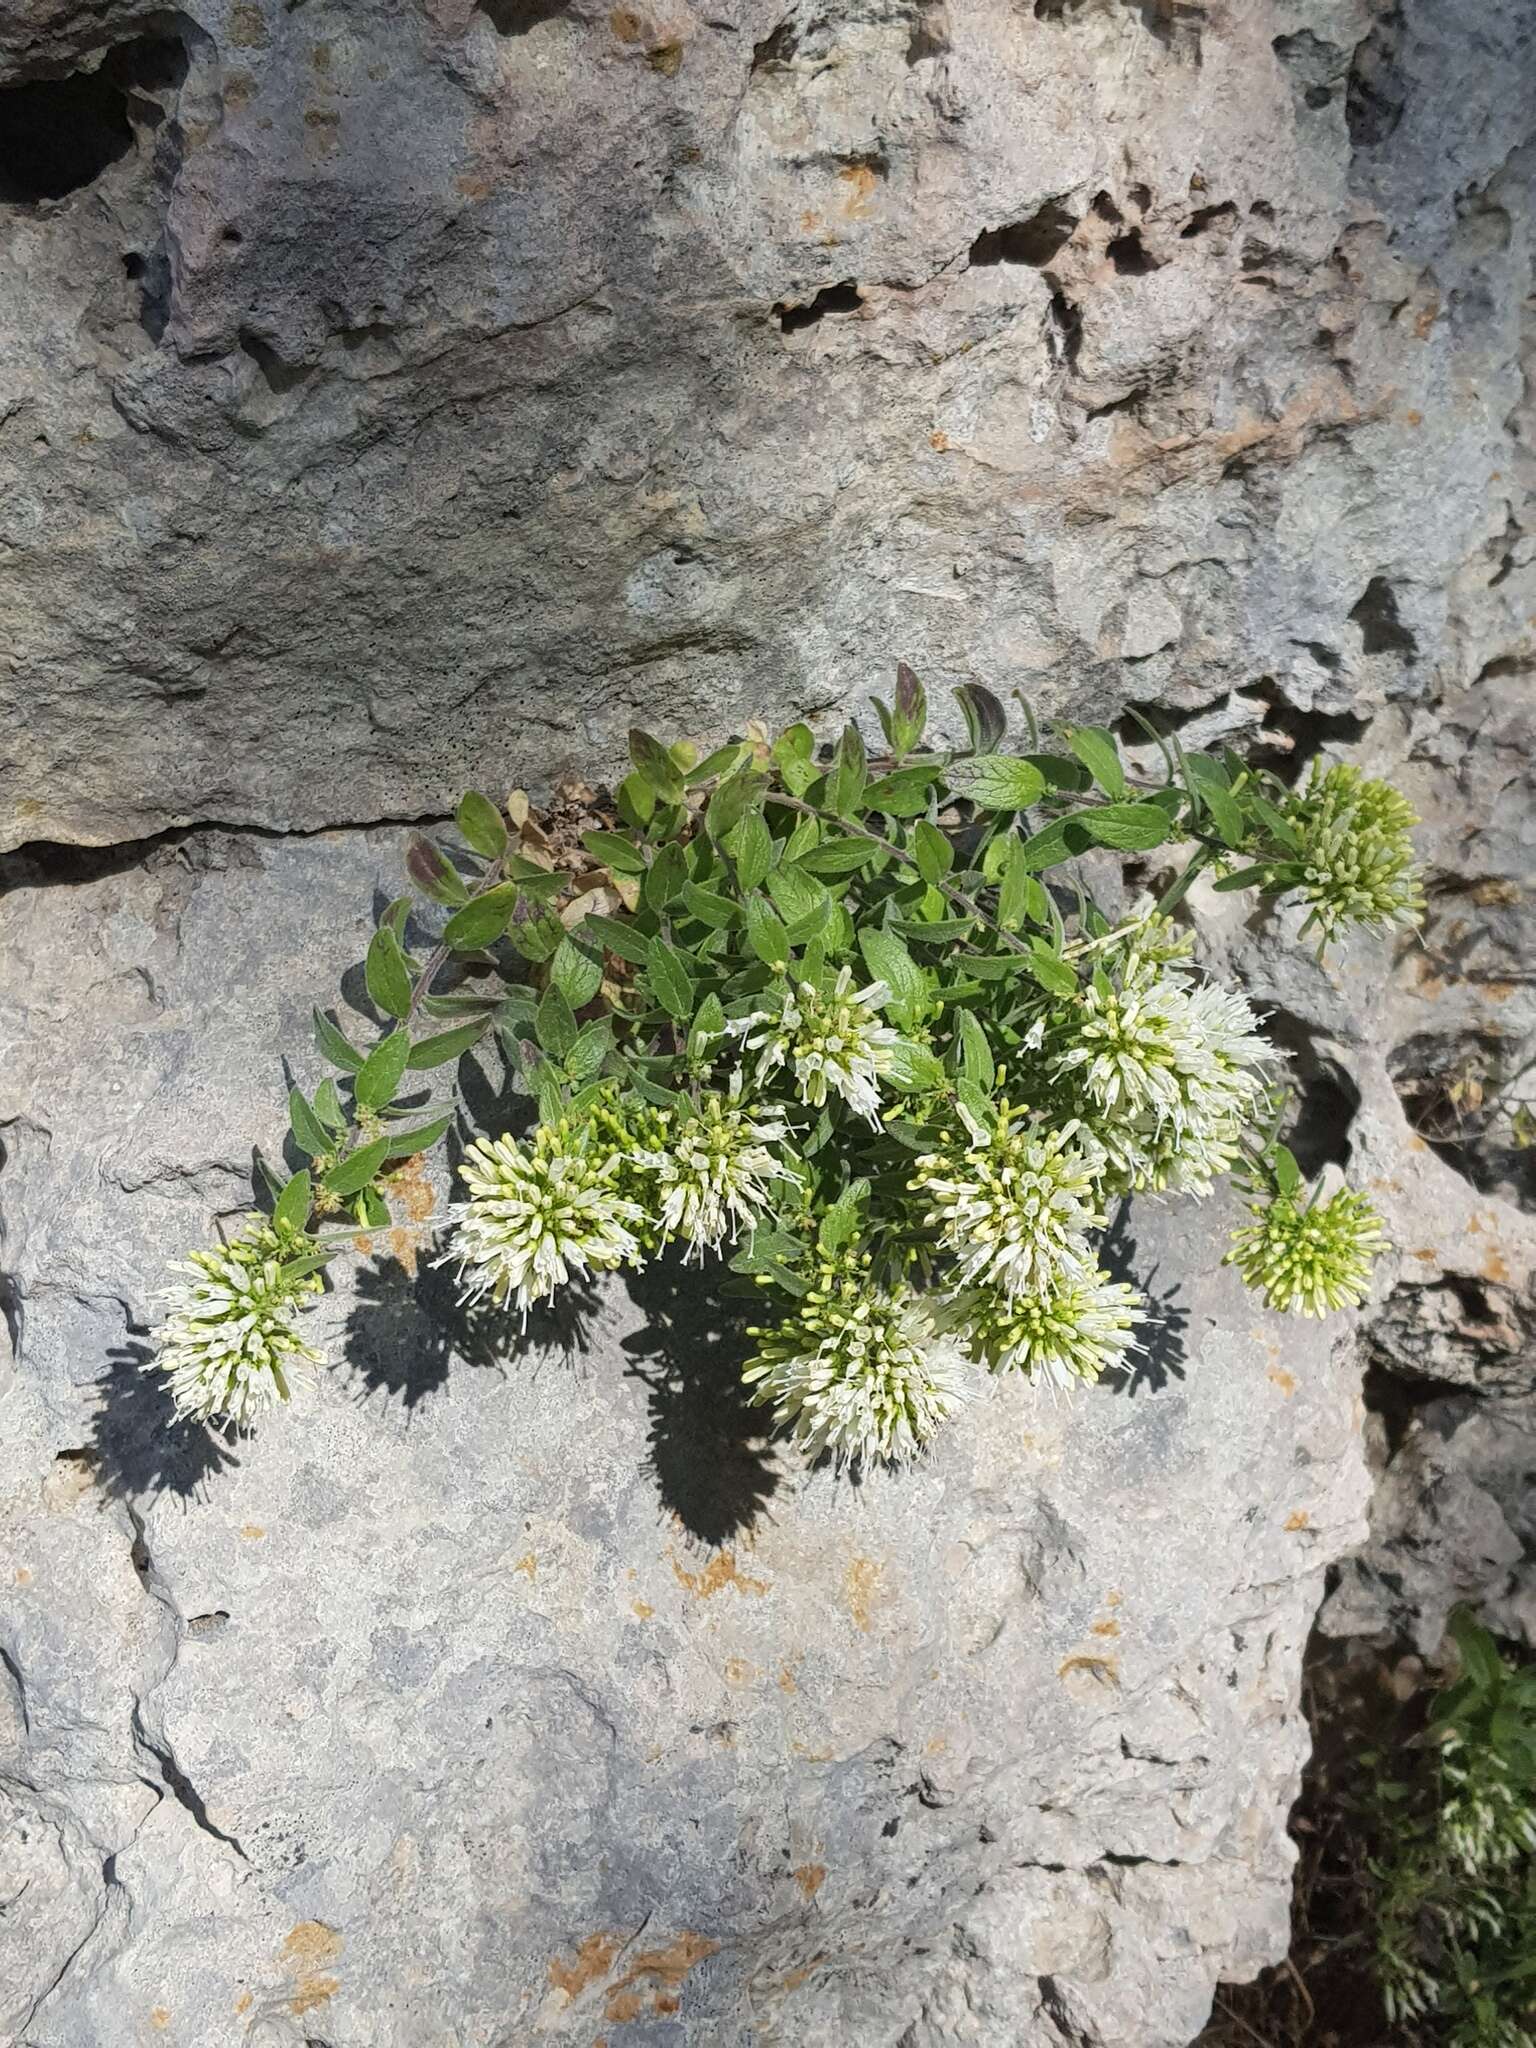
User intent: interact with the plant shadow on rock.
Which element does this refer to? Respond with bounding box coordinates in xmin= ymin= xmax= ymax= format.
xmin=89 ymin=1331 xmax=242 ymax=1502
xmin=620 ymin=1247 xmax=782 ymax=1548
xmin=1097 ymin=1201 xmax=1191 ymax=1395
xmin=343 ymin=1253 xmax=600 ymax=1411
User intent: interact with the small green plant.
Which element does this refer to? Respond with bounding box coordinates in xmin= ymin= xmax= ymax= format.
xmin=1373 ymin=1612 xmax=1536 ymax=2045
xmin=147 ymin=668 xmax=1421 ymax=1464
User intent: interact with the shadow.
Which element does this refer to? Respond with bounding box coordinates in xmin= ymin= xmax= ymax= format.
xmin=88 ymin=1332 xmax=242 ymax=1502
xmin=620 ymin=1248 xmax=781 ymax=1546
xmin=342 ymin=1252 xmax=601 ymax=1411
xmin=1097 ymin=1201 xmax=1191 ymax=1396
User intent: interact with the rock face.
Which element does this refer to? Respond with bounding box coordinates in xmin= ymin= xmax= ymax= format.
xmin=3 ymin=0 xmax=1535 ymax=2041
xmin=0 ymin=829 xmax=1374 ymax=2046
xmin=0 ymin=0 xmax=1531 ymax=852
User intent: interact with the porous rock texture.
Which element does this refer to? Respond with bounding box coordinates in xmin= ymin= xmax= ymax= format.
xmin=1 ymin=0 xmax=1535 ymax=2044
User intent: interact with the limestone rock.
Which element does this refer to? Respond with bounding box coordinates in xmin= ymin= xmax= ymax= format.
xmin=1 ymin=0 xmax=1532 ymax=851
xmin=0 ymin=829 xmax=1372 ymax=2045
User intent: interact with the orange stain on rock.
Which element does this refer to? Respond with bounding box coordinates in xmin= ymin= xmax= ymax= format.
xmin=777 ymin=1663 xmax=798 ymax=1694
xmin=844 ymin=1556 xmax=884 ymax=1633
xmin=234 ymin=1991 xmax=253 ymax=2015
xmin=548 ymin=1932 xmax=619 ymax=1999
xmin=793 ymin=1862 xmax=827 ymax=1899
xmin=724 ymin=1657 xmax=755 ymax=1685
xmin=601 ymin=1931 xmax=721 ymax=2022
xmin=1091 ymin=1618 xmax=1120 ymax=1638
xmin=240 ymin=1524 xmax=266 ymax=1540
xmin=513 ymin=1553 xmax=537 ymax=1580
xmin=669 ymin=1549 xmax=769 ymax=1599
xmin=14 ymin=1567 xmax=31 ymax=1585
xmin=610 ymin=6 xmax=645 ymax=38
xmin=1268 ymin=1367 xmax=1297 ymax=1397
xmin=1059 ymin=1652 xmax=1120 ymax=1686
xmin=837 ymin=163 xmax=880 ymax=218
xmin=1483 ymin=1248 xmax=1511 ymax=1285
xmin=632 ymin=1599 xmax=654 ymax=1619
xmin=282 ymin=1921 xmax=343 ymax=2013
xmin=151 ymin=2010 xmax=171 ymax=2030
xmin=783 ymin=1956 xmax=824 ymax=1990
xmin=1285 ymin=1510 xmax=1310 ymax=1531
xmin=290 ymin=1979 xmax=339 ymax=2017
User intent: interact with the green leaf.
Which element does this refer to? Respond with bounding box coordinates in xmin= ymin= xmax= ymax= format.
xmin=689 ymin=739 xmax=749 ymax=785
xmin=687 ymin=991 xmax=726 ymax=1057
xmin=643 ymin=840 xmax=689 ymax=912
xmin=645 ymin=938 xmax=695 ymax=1019
xmin=1066 ymin=726 xmax=1126 ymax=801
xmin=313 ymin=1006 xmax=364 ymax=1073
xmin=953 ymin=681 xmax=1007 ymax=754
xmin=1272 ymin=1144 xmax=1301 ymax=1196
xmin=1246 ymin=793 xmax=1303 ymax=853
xmin=505 ymin=910 xmax=564 ymax=963
xmin=551 ymin=936 xmax=604 ymax=1009
xmin=744 ymin=896 xmax=791 ymax=968
xmin=323 ymin=1136 xmax=392 ymax=1196
xmin=629 ymin=727 xmax=685 ymax=803
xmin=564 ymin=1016 xmax=613 ymax=1083
xmin=1449 ymin=1608 xmax=1505 ymax=1694
xmin=955 ymin=1078 xmax=996 ymax=1139
xmin=818 ymin=1178 xmax=869 ymax=1255
xmin=273 ymin=1169 xmax=312 ymax=1237
xmin=384 ymin=895 xmax=412 ymax=941
xmin=1211 ymin=863 xmax=1276 ymax=894
xmin=795 ymin=835 xmax=878 ymax=878
xmin=680 ymin=881 xmax=738 ymax=929
xmin=945 ymin=754 xmax=1047 ymax=811
xmin=442 ymin=882 xmax=521 ymax=951
xmin=1081 ymin=803 xmax=1173 ymax=852
xmin=707 ymin=766 xmax=767 ymax=838
xmin=766 ymin=864 xmax=829 ymax=930
xmin=891 ymin=659 xmax=927 ymax=753
xmin=616 ymin=770 xmax=655 ymax=829
xmin=893 ymin=913 xmax=975 ymax=943
xmin=827 ymin=723 xmax=868 ymax=818
xmin=313 ymin=1077 xmax=346 ymax=1133
xmin=996 ymin=840 xmax=1036 ymax=930
xmin=456 ymin=790 xmax=509 ymax=860
xmin=729 ymin=813 xmax=776 ymax=893
xmin=288 ymin=1088 xmax=334 ymax=1160
xmin=580 ymin=911 xmax=653 ymax=967
xmin=956 ymin=1009 xmax=995 ymax=1089
xmin=535 ymin=986 xmax=579 ymax=1059
xmin=1025 ymin=940 xmax=1078 ymax=997
xmin=864 ymin=764 xmax=940 ymax=816
xmin=406 ymin=833 xmax=470 ymax=906
xmin=1185 ymin=754 xmax=1245 ymax=848
xmin=365 ymin=927 xmax=413 ymax=1020
xmin=383 ymin=1112 xmax=454 ymax=1157
xmin=355 ymin=1027 xmax=412 ymax=1109
xmin=911 ymin=819 xmax=954 ymax=885
xmin=885 ymin=1039 xmax=946 ymax=1092
xmin=581 ymin=829 xmax=648 ymax=875
xmin=405 ymin=1020 xmax=487 ymax=1069
xmin=859 ymin=926 xmax=926 ymax=1028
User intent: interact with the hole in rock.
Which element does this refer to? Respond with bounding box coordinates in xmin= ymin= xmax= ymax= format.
xmin=1389 ymin=1029 xmax=1534 ymax=1209
xmin=1046 ymin=287 xmax=1081 ymax=367
xmin=1261 ymin=1009 xmax=1360 ymax=1175
xmin=773 ymin=279 xmax=863 ymax=332
xmin=1107 ymin=230 xmax=1160 ymax=275
xmin=1346 ymin=5 xmax=1406 ymax=146
xmin=752 ymin=16 xmax=798 ymax=68
xmin=1181 ymin=201 xmax=1237 ymax=238
xmin=2 ymin=34 xmax=187 ymax=204
xmin=477 ymin=0 xmax=568 ymax=31
xmin=1243 ymin=677 xmax=1371 ymax=778
xmin=968 ymin=199 xmax=1076 ymax=268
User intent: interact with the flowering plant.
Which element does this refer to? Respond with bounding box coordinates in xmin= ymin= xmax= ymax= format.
xmin=149 ymin=669 xmax=1421 ymax=1464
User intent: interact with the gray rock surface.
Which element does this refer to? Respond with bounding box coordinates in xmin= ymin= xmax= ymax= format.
xmin=0 ymin=829 xmax=1374 ymax=2045
xmin=0 ymin=0 xmax=1532 ymax=852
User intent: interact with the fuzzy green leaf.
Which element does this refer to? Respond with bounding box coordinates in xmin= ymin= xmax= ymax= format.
xmin=581 ymin=829 xmax=648 ymax=875
xmin=580 ymin=911 xmax=654 ymax=966
xmin=744 ymin=896 xmax=791 ymax=968
xmin=456 ymin=790 xmax=509 ymax=860
xmin=729 ymin=813 xmax=776 ymax=893
xmin=383 ymin=1112 xmax=454 ymax=1158
xmin=953 ymin=682 xmax=1007 ymax=754
xmin=406 ymin=834 xmax=470 ymax=906
xmin=1184 ymin=755 xmax=1245 ymax=847
xmin=864 ymin=764 xmax=940 ymax=817
xmin=564 ymin=1016 xmax=613 ymax=1083
xmin=629 ymin=728 xmax=685 ymax=803
xmin=313 ymin=1077 xmax=346 ymax=1133
xmin=406 ymin=1020 xmax=486 ymax=1069
xmin=911 ymin=819 xmax=954 ymax=885
xmin=827 ymin=723 xmax=868 ymax=818
xmin=355 ymin=1027 xmax=412 ymax=1109
xmin=859 ymin=926 xmax=926 ymax=1027
xmin=323 ymin=1136 xmax=392 ymax=1196
xmin=885 ymin=1039 xmax=946 ymax=1092
xmin=1066 ymin=726 xmax=1126 ymax=801
xmin=680 ymin=881 xmax=738 ymax=930
xmin=707 ymin=767 xmax=767 ymax=838
xmin=551 ymin=936 xmax=604 ymax=1009
xmin=365 ymin=927 xmax=414 ymax=1020
xmin=1024 ymin=939 xmax=1078 ymax=998
xmin=643 ymin=841 xmax=689 ymax=912
xmin=956 ymin=1009 xmax=995 ymax=1089
xmin=535 ymin=986 xmax=579 ymax=1059
xmin=288 ymin=1088 xmax=334 ymax=1160
xmin=794 ymin=835 xmax=878 ymax=878
xmin=945 ymin=754 xmax=1047 ymax=811
xmin=313 ymin=1007 xmax=364 ymax=1073
xmin=442 ymin=882 xmax=521 ymax=952
xmin=273 ymin=1169 xmax=312 ymax=1237
xmin=644 ymin=938 xmax=695 ymax=1020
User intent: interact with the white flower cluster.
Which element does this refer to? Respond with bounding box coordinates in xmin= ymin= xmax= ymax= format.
xmin=149 ymin=1232 xmax=324 ymax=1427
xmin=743 ymin=1259 xmax=973 ymax=1464
xmin=732 ymin=966 xmax=899 ymax=1124
xmin=632 ymin=1087 xmax=798 ymax=1260
xmin=1049 ymin=925 xmax=1273 ymax=1196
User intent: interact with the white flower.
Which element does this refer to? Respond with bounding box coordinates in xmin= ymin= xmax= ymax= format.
xmin=948 ymin=1266 xmax=1142 ymax=1388
xmin=914 ymin=1115 xmax=1105 ymax=1297
xmin=744 ymin=1261 xmax=973 ymax=1464
xmin=1054 ymin=951 xmax=1273 ymax=1195
xmin=150 ymin=1233 xmax=324 ymax=1426
xmin=733 ymin=966 xmax=900 ymax=1124
xmin=634 ymin=1089 xmax=797 ymax=1259
xmin=442 ymin=1123 xmax=642 ymax=1318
